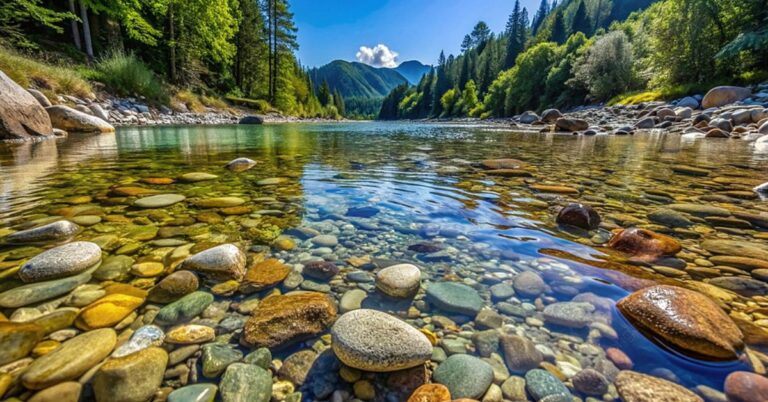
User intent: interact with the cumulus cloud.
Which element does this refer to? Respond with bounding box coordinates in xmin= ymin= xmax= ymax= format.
xmin=355 ymin=44 xmax=399 ymax=68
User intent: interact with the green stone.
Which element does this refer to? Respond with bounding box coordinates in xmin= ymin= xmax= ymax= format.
xmin=155 ymin=291 xmax=214 ymax=325
xmin=168 ymin=384 xmax=218 ymax=402
xmin=202 ymin=343 xmax=244 ymax=378
xmin=220 ymin=363 xmax=272 ymax=402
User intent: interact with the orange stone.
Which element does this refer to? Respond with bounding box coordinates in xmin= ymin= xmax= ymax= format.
xmin=109 ymin=187 xmax=160 ymax=197
xmin=607 ymin=228 xmax=681 ymax=262
xmin=75 ymin=294 xmax=144 ymax=330
xmin=141 ymin=177 xmax=176 ymax=185
xmin=241 ymin=258 xmax=291 ymax=293
xmin=407 ymin=384 xmax=452 ymax=402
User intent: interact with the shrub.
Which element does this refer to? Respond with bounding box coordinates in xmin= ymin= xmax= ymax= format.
xmin=0 ymin=46 xmax=92 ymax=98
xmin=571 ymin=31 xmax=635 ymax=101
xmin=94 ymin=50 xmax=165 ymax=102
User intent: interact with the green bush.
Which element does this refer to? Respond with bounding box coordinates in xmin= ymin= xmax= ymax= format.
xmin=95 ymin=50 xmax=166 ymax=102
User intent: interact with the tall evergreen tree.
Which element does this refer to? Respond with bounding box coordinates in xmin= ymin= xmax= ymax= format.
xmin=470 ymin=21 xmax=491 ymax=46
xmin=318 ymin=79 xmax=331 ymax=106
xmin=460 ymin=35 xmax=472 ymax=53
xmin=504 ymin=0 xmax=527 ymax=69
xmin=531 ymin=0 xmax=549 ymax=34
xmin=571 ymin=0 xmax=591 ymax=35
xmin=550 ymin=8 xmax=567 ymax=44
xmin=266 ymin=0 xmax=298 ymax=103
xmin=236 ymin=0 xmax=269 ymax=98
xmin=333 ymin=89 xmax=345 ymax=116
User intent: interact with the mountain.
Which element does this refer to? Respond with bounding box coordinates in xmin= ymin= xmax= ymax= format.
xmin=394 ymin=61 xmax=432 ymax=85
xmin=309 ymin=60 xmax=409 ymax=99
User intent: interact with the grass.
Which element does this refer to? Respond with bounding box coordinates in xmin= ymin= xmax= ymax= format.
xmin=92 ymin=50 xmax=166 ymax=103
xmin=0 ymin=46 xmax=92 ymax=99
xmin=171 ymin=90 xmax=206 ymax=113
xmin=609 ymin=80 xmax=734 ymax=106
xmin=225 ymin=96 xmax=273 ymax=112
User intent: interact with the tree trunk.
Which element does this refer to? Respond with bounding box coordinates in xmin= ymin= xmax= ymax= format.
xmin=79 ymin=1 xmax=94 ymax=59
xmin=68 ymin=0 xmax=82 ymax=51
xmin=169 ymin=4 xmax=177 ymax=83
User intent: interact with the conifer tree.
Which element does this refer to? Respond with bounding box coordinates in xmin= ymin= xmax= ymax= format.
xmin=571 ymin=0 xmax=591 ymax=36
xmin=531 ymin=0 xmax=549 ymax=34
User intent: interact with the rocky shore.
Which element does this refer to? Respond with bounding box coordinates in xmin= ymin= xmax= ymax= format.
xmin=1 ymin=70 xmax=346 ymax=142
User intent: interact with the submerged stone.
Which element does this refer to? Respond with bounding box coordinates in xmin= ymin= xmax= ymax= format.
xmin=432 ymin=354 xmax=493 ymax=399
xmin=241 ymin=292 xmax=337 ymax=349
xmin=181 ymin=244 xmax=247 ymax=281
xmin=617 ymin=285 xmax=743 ymax=360
xmin=615 ymin=370 xmax=703 ymax=402
xmin=92 ymin=347 xmax=168 ymax=402
xmin=607 ymin=228 xmax=681 ymax=261
xmin=425 ymin=282 xmax=483 ymax=316
xmin=134 ymin=194 xmax=186 ymax=208
xmin=219 ymin=363 xmax=272 ymax=402
xmin=331 ymin=309 xmax=432 ymax=372
xmin=3 ymin=220 xmax=80 ymax=244
xmin=19 ymin=241 xmax=101 ymax=283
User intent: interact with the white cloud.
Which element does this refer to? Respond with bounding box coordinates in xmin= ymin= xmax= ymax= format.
xmin=355 ymin=44 xmax=399 ymax=68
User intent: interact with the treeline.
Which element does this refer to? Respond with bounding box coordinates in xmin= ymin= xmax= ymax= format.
xmin=379 ymin=0 xmax=768 ymax=120
xmin=0 ymin=0 xmax=341 ymax=118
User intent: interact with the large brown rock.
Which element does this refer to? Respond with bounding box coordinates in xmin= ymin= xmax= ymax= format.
xmin=0 ymin=71 xmax=54 ymax=140
xmin=46 ymin=105 xmax=115 ymax=133
xmin=724 ymin=371 xmax=768 ymax=402
xmin=241 ymin=292 xmax=336 ymax=349
xmin=615 ymin=370 xmax=703 ymax=402
xmin=617 ymin=285 xmax=743 ymax=360
xmin=607 ymin=228 xmax=681 ymax=262
xmin=701 ymin=86 xmax=751 ymax=109
xmin=555 ymin=117 xmax=589 ymax=132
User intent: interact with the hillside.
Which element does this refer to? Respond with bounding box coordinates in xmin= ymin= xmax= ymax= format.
xmin=309 ymin=60 xmax=409 ymax=99
xmin=394 ymin=61 xmax=432 ymax=85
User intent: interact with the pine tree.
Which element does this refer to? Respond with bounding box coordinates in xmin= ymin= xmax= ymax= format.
xmin=236 ymin=0 xmax=269 ymax=98
xmin=550 ymin=9 xmax=567 ymax=44
xmin=504 ymin=0 xmax=525 ymax=69
xmin=266 ymin=0 xmax=298 ymax=103
xmin=531 ymin=0 xmax=549 ymax=34
xmin=431 ymin=51 xmax=452 ymax=117
xmin=333 ymin=89 xmax=345 ymax=116
xmin=461 ymin=35 xmax=472 ymax=53
xmin=571 ymin=0 xmax=591 ymax=36
xmin=318 ymin=79 xmax=331 ymax=106
xmin=470 ymin=21 xmax=491 ymax=46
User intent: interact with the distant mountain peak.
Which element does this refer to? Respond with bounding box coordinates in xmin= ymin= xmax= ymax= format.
xmin=394 ymin=60 xmax=431 ymax=85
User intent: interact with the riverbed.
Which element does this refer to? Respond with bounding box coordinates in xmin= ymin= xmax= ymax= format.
xmin=1 ymin=122 xmax=767 ymax=401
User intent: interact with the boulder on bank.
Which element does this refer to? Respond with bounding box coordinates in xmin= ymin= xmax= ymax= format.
xmin=46 ymin=105 xmax=115 ymax=133
xmin=518 ymin=111 xmax=539 ymax=124
xmin=239 ymin=115 xmax=264 ymax=124
xmin=702 ymin=86 xmax=751 ymax=109
xmin=0 ymin=71 xmax=54 ymax=141
xmin=555 ymin=117 xmax=589 ymax=132
xmin=617 ymin=285 xmax=743 ymax=360
xmin=541 ymin=109 xmax=563 ymax=123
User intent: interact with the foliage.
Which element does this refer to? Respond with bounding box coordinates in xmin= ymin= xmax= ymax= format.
xmin=0 ymin=0 xmax=74 ymax=48
xmin=93 ymin=50 xmax=165 ymax=102
xmin=570 ymin=31 xmax=634 ymax=100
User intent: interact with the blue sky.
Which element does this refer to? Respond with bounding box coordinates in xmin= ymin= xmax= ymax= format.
xmin=292 ymin=0 xmax=540 ymax=67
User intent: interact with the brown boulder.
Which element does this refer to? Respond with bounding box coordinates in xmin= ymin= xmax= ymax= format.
xmin=0 ymin=71 xmax=54 ymax=140
xmin=46 ymin=105 xmax=115 ymax=133
xmin=556 ymin=203 xmax=601 ymax=230
xmin=555 ymin=117 xmax=589 ymax=132
xmin=615 ymin=370 xmax=703 ymax=402
xmin=724 ymin=371 xmax=768 ymax=402
xmin=702 ymin=86 xmax=751 ymax=109
xmin=241 ymin=292 xmax=336 ymax=349
xmin=617 ymin=285 xmax=743 ymax=360
xmin=607 ymin=228 xmax=681 ymax=261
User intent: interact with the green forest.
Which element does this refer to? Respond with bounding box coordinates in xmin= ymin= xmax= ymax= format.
xmin=379 ymin=0 xmax=768 ymax=119
xmin=0 ymin=0 xmax=344 ymax=118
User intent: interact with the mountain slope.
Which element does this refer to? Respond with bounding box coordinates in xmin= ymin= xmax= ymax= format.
xmin=309 ymin=61 xmax=409 ymax=99
xmin=394 ymin=61 xmax=432 ymax=85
